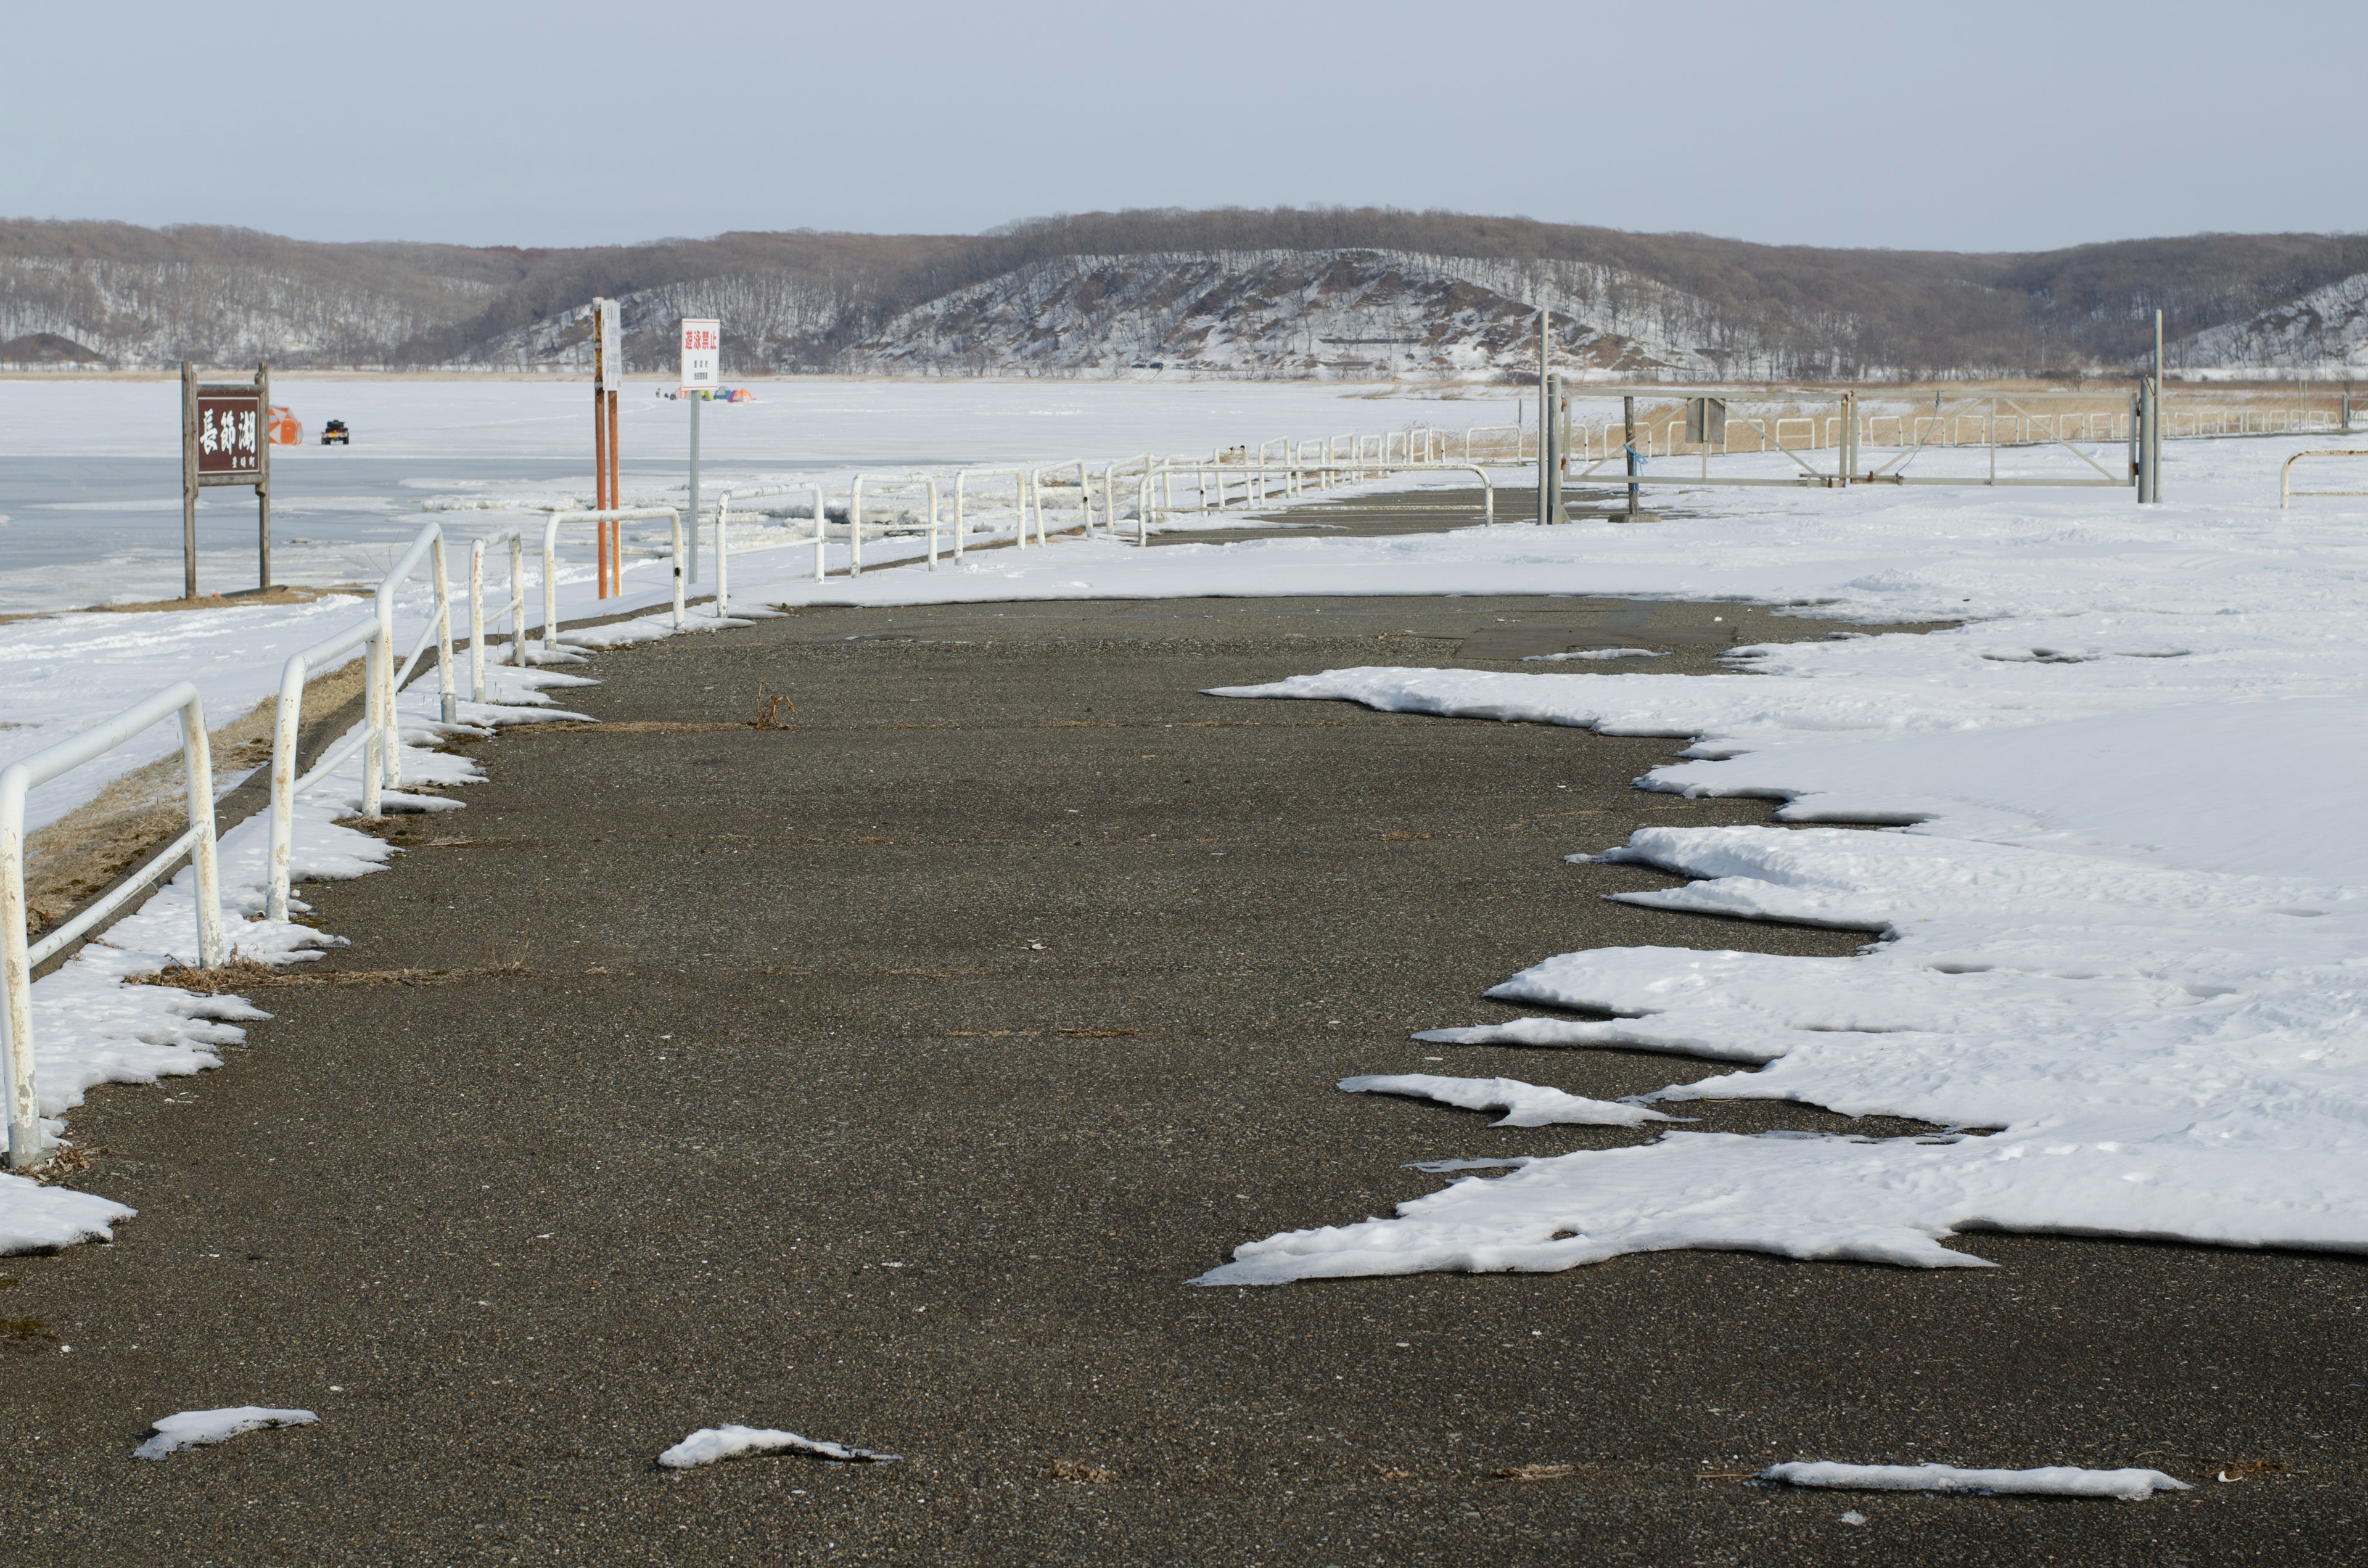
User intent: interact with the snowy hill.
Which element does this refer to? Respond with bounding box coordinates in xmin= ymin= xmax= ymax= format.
xmin=834 ymin=249 xmax=1819 ymax=380
xmin=7 ymin=213 xmax=2368 ymax=379
xmin=2183 ymin=271 xmax=2368 ymax=369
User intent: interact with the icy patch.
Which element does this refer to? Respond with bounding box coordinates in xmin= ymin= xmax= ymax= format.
xmin=133 ymin=1406 xmax=318 ymax=1460
xmin=1339 ymin=1073 xmax=1672 ymax=1128
xmin=657 ymin=1425 xmax=899 ymax=1470
xmin=1761 ymin=1461 xmax=2190 ymax=1501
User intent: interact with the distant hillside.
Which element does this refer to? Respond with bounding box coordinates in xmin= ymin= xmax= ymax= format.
xmin=4 ymin=210 xmax=2364 ymax=380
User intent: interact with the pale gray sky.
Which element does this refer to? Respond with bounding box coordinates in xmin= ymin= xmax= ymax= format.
xmin=8 ymin=0 xmax=2360 ymax=253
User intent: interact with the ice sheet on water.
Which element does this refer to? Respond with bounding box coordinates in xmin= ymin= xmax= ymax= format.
xmin=658 ymin=1425 xmax=898 ymax=1470
xmin=133 ymin=1406 xmax=318 ymax=1460
xmin=1339 ymin=1073 xmax=1672 ymax=1128
xmin=1759 ymin=1461 xmax=2190 ymax=1500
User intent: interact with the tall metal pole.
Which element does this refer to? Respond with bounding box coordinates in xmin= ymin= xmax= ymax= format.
xmin=607 ymin=388 xmax=622 ymax=596
xmin=1622 ymin=395 xmax=1640 ymax=519
xmin=256 ymin=359 xmax=272 ymax=590
xmin=1536 ymin=310 xmax=1551 ymax=523
xmin=2144 ymin=308 xmax=2165 ymax=504
xmin=688 ymin=392 xmax=702 ymax=586
xmin=180 ymin=361 xmax=198 ymax=601
xmin=1545 ymin=372 xmax=1565 ymax=525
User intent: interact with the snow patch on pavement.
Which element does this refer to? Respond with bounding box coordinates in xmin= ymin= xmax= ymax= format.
xmin=133 ymin=1406 xmax=318 ymax=1460
xmin=1338 ymin=1073 xmax=1673 ymax=1128
xmin=658 ymin=1425 xmax=899 ymax=1470
xmin=1759 ymin=1461 xmax=2191 ymax=1500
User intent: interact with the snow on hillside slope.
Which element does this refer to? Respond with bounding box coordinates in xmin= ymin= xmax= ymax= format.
xmin=2186 ymin=269 xmax=2368 ymax=367
xmin=838 ymin=249 xmax=1800 ymax=381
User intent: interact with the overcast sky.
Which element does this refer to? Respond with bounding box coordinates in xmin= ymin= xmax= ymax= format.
xmin=8 ymin=0 xmax=2360 ymax=254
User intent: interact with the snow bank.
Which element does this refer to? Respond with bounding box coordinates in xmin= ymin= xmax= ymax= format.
xmin=0 ymin=662 xmax=583 ymax=1254
xmin=1193 ymin=438 xmax=2368 ymax=1287
xmin=657 ymin=1425 xmax=898 ymax=1470
xmin=133 ymin=1406 xmax=318 ymax=1460
xmin=1759 ymin=1461 xmax=2190 ymax=1501
xmin=1338 ymin=1073 xmax=1672 ymax=1128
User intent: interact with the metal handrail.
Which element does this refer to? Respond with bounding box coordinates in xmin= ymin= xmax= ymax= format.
xmin=469 ymin=529 xmax=529 ymax=702
xmin=541 ymin=508 xmax=686 ymax=649
xmin=2281 ymin=448 xmax=2368 ymax=508
xmin=2 ymin=681 xmax=227 ymax=1167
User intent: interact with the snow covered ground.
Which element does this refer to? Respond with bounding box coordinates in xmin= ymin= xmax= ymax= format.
xmin=9 ymin=372 xmax=2368 ymax=1292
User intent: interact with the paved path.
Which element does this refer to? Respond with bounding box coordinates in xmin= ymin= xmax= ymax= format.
xmin=2 ymin=588 xmax=2359 ymax=1564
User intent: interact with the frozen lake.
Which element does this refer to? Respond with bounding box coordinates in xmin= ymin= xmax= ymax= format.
xmin=0 ymin=377 xmax=1525 ymax=612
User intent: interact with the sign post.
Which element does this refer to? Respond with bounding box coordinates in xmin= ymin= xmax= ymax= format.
xmin=591 ymin=299 xmax=622 ymax=595
xmin=681 ymin=318 xmax=718 ymax=585
xmin=181 ymin=360 xmax=271 ymax=598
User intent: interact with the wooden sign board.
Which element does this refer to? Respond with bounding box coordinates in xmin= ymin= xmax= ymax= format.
xmin=181 ymin=361 xmax=273 ymax=598
xmin=194 ymin=390 xmax=263 ymax=481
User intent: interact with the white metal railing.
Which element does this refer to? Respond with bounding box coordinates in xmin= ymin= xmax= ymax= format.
xmin=2 ymin=683 xmax=228 ymax=1167
xmin=2281 ymin=448 xmax=2368 ymax=508
xmin=469 ymin=529 xmax=528 ymax=702
xmin=264 ymin=520 xmax=462 ymax=919
xmin=847 ymin=475 xmax=942 ymax=575
xmin=542 ymin=508 xmax=686 ymax=649
xmin=954 ymin=469 xmax=1033 ymax=561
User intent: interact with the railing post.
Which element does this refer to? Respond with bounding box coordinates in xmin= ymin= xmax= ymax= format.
xmin=509 ymin=534 xmax=526 ymax=667
xmin=378 ymin=588 xmax=402 ymax=793
xmin=432 ymin=536 xmax=456 ymax=723
xmin=926 ymin=478 xmax=942 ymax=570
xmin=541 ymin=515 xmax=562 ymax=654
xmin=266 ymin=654 xmax=306 ymax=921
xmin=669 ymin=509 xmax=687 ymax=630
xmin=178 ymin=695 xmax=226 ymax=969
xmin=850 ymin=480 xmax=865 ymax=577
xmin=1 ymin=761 xmax=38 ymax=1168
xmin=469 ymin=540 xmax=488 ymax=704
xmin=715 ymin=492 xmax=732 ymax=619
xmin=361 ymin=625 xmax=385 ymax=820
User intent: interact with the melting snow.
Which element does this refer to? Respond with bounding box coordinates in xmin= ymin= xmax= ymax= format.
xmin=1760 ymin=1461 xmax=2190 ymax=1501
xmin=1338 ymin=1073 xmax=1672 ymax=1128
xmin=658 ymin=1425 xmax=898 ymax=1469
xmin=133 ymin=1406 xmax=318 ymax=1460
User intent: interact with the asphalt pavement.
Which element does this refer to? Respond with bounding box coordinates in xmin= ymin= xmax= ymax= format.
xmin=1 ymin=582 xmax=2359 ymax=1566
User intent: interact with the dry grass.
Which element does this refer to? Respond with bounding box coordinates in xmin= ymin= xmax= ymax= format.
xmin=20 ymin=658 xmax=369 ymax=942
xmin=129 ymin=955 xmax=529 ymax=995
xmin=536 ymin=688 xmax=797 ymax=736
xmin=1494 ymin=1463 xmax=1577 ymax=1483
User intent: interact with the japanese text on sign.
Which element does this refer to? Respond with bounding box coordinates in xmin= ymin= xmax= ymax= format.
xmin=680 ymin=318 xmax=720 ymax=388
xmin=195 ymin=393 xmax=262 ymax=477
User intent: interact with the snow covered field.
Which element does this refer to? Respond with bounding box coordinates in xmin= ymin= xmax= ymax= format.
xmin=7 ymin=373 xmax=2368 ymax=1297
xmin=0 ymin=376 xmax=1527 ymax=614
